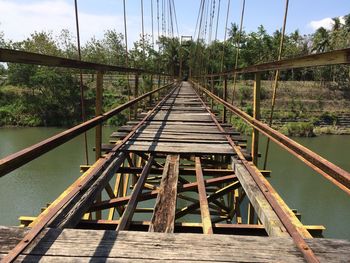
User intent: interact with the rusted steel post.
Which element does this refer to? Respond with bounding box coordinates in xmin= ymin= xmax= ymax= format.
xmin=133 ymin=73 xmax=139 ymax=120
xmin=95 ymin=71 xmax=104 ymax=220
xmin=157 ymin=74 xmax=161 ymax=101
xmin=149 ymin=74 xmax=153 ymax=106
xmin=222 ymin=76 xmax=228 ymax=123
xmin=211 ymin=76 xmax=214 ymax=109
xmin=158 ymin=74 xmax=161 ymax=89
xmin=252 ymin=73 xmax=261 ymax=165
xmin=95 ymin=71 xmax=103 ymax=161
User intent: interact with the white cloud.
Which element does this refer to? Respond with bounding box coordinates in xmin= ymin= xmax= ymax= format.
xmin=0 ymin=0 xmax=141 ymax=45
xmin=308 ymin=16 xmax=345 ymax=31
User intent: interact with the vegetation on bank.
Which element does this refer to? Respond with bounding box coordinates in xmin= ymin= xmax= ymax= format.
xmin=0 ymin=14 xmax=349 ymax=134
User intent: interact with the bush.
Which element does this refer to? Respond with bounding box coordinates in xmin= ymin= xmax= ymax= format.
xmin=231 ymin=117 xmax=252 ymax=135
xmin=320 ymin=112 xmax=337 ymax=125
xmin=282 ymin=122 xmax=315 ymax=137
xmin=238 ymin=86 xmax=251 ymax=103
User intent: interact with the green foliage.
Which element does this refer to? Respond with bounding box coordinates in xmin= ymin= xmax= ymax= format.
xmin=0 ymin=63 xmax=6 ymax=77
xmin=231 ymin=117 xmax=252 ymax=135
xmin=319 ymin=112 xmax=338 ymax=125
xmin=238 ymin=85 xmax=251 ymax=106
xmin=281 ymin=122 xmax=315 ymax=137
xmin=1 ymin=12 xmax=350 ymax=127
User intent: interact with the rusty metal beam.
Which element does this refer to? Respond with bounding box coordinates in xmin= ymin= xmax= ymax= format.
xmin=205 ymin=48 xmax=350 ymax=77
xmin=0 ymin=48 xmax=169 ymax=75
xmin=117 ymin=155 xmax=154 ymax=231
xmin=0 ymin=83 xmax=174 ymax=177
xmin=89 ymin=174 xmax=237 ymax=212
xmin=175 ymin=182 xmax=241 ymax=220
xmin=118 ymin=166 xmax=235 ymax=176
xmin=195 ymin=82 xmax=350 ymax=196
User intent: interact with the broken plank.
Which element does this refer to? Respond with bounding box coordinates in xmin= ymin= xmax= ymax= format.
xmin=149 ymin=155 xmax=179 ymax=233
xmin=195 ymin=157 xmax=213 ymax=234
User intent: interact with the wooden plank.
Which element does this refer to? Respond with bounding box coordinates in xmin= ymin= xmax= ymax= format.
xmin=232 ymin=158 xmax=289 ymax=237
xmin=195 ymin=157 xmax=213 ymax=234
xmin=126 ymin=138 xmax=230 ymax=144
xmin=49 ymin=152 xmax=127 ymax=228
xmin=118 ymin=126 xmax=237 ymax=134
xmin=64 ymin=220 xmax=324 ymax=236
xmin=114 ymin=133 xmax=233 ymax=140
xmin=121 ymin=141 xmax=234 ymax=155
xmin=117 ymin=155 xmax=154 ymax=231
xmin=113 ymin=130 xmax=240 ymax=137
xmin=149 ymin=155 xmax=179 ymax=233
xmin=1 ymin=227 xmax=349 ymax=262
xmin=125 ymin=121 xmax=234 ymax=127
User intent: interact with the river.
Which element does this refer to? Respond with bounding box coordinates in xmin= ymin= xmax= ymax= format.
xmin=0 ymin=127 xmax=349 ymax=239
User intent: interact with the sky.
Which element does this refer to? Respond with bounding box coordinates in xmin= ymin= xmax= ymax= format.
xmin=0 ymin=0 xmax=349 ymax=46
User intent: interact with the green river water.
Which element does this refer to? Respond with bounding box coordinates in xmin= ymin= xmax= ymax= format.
xmin=0 ymin=127 xmax=349 ymax=239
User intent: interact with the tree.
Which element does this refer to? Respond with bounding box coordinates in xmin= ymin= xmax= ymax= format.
xmin=332 ymin=17 xmax=341 ymax=31
xmin=344 ymin=14 xmax=350 ymax=32
xmin=57 ymin=29 xmax=77 ymax=59
xmin=102 ymin=30 xmax=126 ymax=66
xmin=312 ymin=27 xmax=330 ymax=53
xmin=83 ymin=36 xmax=108 ymax=64
xmin=0 ymin=30 xmax=5 ymax=48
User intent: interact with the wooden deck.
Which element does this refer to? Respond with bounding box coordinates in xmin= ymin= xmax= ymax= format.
xmin=118 ymin=82 xmax=236 ymax=155
xmin=1 ymin=226 xmax=350 ymax=262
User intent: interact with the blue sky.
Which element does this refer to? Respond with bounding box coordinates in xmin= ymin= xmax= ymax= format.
xmin=0 ymin=0 xmax=349 ymax=45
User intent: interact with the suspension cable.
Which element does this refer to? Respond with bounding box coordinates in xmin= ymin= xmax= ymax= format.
xmin=169 ymin=0 xmax=174 ymax=37
xmin=171 ymin=0 xmax=179 ymax=38
xmin=214 ymin=0 xmax=221 ymax=41
xmin=231 ymin=0 xmax=246 ymax=104
xmin=193 ymin=0 xmax=203 ymax=41
xmin=220 ymin=0 xmax=231 ymax=72
xmin=151 ymin=0 xmax=154 ymax=48
xmin=208 ymin=0 xmax=215 ymax=44
xmin=263 ymin=0 xmax=290 ymax=169
xmin=157 ymin=0 xmax=160 ymax=37
xmin=141 ymin=0 xmax=146 ymax=61
xmin=123 ymin=0 xmax=131 ymax=120
xmin=199 ymin=0 xmax=211 ymax=77
xmin=196 ymin=0 xmax=206 ymax=76
xmin=74 ymin=0 xmax=89 ymax=165
xmin=162 ymin=0 xmax=166 ymax=36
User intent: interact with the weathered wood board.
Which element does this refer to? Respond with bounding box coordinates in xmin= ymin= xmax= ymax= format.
xmin=118 ymin=82 xmax=237 ymax=155
xmin=1 ymin=227 xmax=350 ymax=262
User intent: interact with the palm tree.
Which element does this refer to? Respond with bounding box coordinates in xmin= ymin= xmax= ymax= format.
xmin=312 ymin=27 xmax=330 ymax=53
xmin=332 ymin=17 xmax=341 ymax=31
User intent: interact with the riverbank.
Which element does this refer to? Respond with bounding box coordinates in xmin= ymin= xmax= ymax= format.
xmin=1 ymin=80 xmax=350 ymax=137
xmin=225 ymin=80 xmax=350 ymax=137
